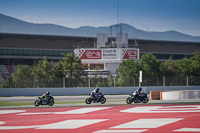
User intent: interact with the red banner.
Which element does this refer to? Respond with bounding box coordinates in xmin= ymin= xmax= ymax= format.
xmin=123 ymin=49 xmax=138 ymax=59
xmin=79 ymin=50 xmax=101 ymax=59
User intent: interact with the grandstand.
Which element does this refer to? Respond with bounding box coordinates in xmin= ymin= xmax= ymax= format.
xmin=0 ymin=33 xmax=200 ymax=84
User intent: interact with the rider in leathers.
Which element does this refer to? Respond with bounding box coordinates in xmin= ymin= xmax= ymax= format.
xmin=133 ymin=87 xmax=142 ymax=97
xmin=91 ymin=88 xmax=102 ymax=101
xmin=42 ymin=91 xmax=51 ymax=103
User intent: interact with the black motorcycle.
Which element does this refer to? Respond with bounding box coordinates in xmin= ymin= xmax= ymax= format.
xmin=126 ymin=92 xmax=149 ymax=104
xmin=85 ymin=93 xmax=106 ymax=104
xmin=34 ymin=96 xmax=54 ymax=106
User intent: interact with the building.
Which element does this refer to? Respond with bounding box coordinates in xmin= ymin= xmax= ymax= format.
xmin=0 ymin=33 xmax=200 ymax=83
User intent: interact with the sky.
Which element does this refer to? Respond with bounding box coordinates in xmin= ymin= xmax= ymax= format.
xmin=0 ymin=0 xmax=200 ymax=36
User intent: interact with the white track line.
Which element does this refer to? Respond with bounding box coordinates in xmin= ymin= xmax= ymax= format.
xmin=37 ymin=119 xmax=108 ymax=129
xmin=0 ymin=119 xmax=108 ymax=130
xmin=54 ymin=107 xmax=111 ymax=114
xmin=94 ymin=129 xmax=147 ymax=133
xmin=174 ymin=128 xmax=200 ymax=132
xmin=0 ymin=110 xmax=26 ymax=114
xmin=18 ymin=107 xmax=111 ymax=115
xmin=111 ymin=118 xmax=183 ymax=129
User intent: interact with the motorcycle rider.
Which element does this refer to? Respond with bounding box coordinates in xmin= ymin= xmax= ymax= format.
xmin=91 ymin=88 xmax=102 ymax=101
xmin=133 ymin=87 xmax=142 ymax=97
xmin=42 ymin=91 xmax=51 ymax=103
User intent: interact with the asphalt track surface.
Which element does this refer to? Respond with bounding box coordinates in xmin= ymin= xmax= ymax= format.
xmin=0 ymin=104 xmax=200 ymax=133
xmin=0 ymin=95 xmax=200 ymax=109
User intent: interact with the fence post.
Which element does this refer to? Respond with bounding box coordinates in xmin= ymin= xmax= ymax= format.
xmin=88 ymin=77 xmax=91 ymax=88
xmin=133 ymin=77 xmax=135 ymax=87
xmin=186 ymin=75 xmax=188 ymax=86
xmin=63 ymin=77 xmax=65 ymax=88
xmin=163 ymin=76 xmax=165 ymax=87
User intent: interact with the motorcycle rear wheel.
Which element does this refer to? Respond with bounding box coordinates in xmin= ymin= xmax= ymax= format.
xmin=126 ymin=97 xmax=133 ymax=104
xmin=85 ymin=98 xmax=92 ymax=104
xmin=34 ymin=100 xmax=40 ymax=106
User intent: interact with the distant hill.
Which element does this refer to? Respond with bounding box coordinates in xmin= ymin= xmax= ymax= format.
xmin=1 ymin=13 xmax=200 ymax=42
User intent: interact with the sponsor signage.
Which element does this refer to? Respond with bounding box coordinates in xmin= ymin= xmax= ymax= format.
xmin=122 ymin=49 xmax=138 ymax=59
xmin=102 ymin=49 xmax=117 ymax=59
xmin=78 ymin=50 xmax=101 ymax=59
xmin=74 ymin=48 xmax=139 ymax=60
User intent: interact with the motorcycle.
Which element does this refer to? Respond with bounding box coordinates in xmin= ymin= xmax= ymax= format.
xmin=85 ymin=93 xmax=106 ymax=104
xmin=34 ymin=96 xmax=54 ymax=106
xmin=126 ymin=91 xmax=149 ymax=104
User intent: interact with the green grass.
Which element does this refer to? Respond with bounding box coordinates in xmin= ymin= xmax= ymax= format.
xmin=0 ymin=101 xmax=33 ymax=106
xmin=0 ymin=100 xmax=124 ymax=106
xmin=0 ymin=101 xmax=86 ymax=106
xmin=1 ymin=100 xmax=199 ymax=107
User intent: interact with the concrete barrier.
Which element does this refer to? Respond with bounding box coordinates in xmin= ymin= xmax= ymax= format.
xmin=0 ymin=87 xmax=145 ymax=96
xmin=0 ymin=86 xmax=200 ymax=96
xmin=162 ymin=90 xmax=200 ymax=100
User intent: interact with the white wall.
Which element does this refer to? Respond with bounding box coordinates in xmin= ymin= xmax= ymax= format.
xmin=162 ymin=90 xmax=200 ymax=100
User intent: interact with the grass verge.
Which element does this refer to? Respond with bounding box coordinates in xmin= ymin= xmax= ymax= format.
xmin=0 ymin=101 xmax=85 ymax=106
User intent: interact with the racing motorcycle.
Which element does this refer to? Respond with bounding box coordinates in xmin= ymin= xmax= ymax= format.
xmin=34 ymin=96 xmax=54 ymax=106
xmin=85 ymin=93 xmax=106 ymax=104
xmin=126 ymin=91 xmax=149 ymax=104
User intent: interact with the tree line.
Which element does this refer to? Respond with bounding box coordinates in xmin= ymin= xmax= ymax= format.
xmin=1 ymin=53 xmax=85 ymax=88
xmin=116 ymin=51 xmax=200 ymax=86
xmin=1 ymin=51 xmax=200 ymax=88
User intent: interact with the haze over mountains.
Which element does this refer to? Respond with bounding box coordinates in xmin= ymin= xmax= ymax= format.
xmin=1 ymin=13 xmax=200 ymax=42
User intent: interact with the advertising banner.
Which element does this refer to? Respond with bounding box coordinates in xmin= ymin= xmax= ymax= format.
xmin=75 ymin=48 xmax=139 ymax=61
xmin=78 ymin=49 xmax=101 ymax=59
xmin=122 ymin=49 xmax=138 ymax=59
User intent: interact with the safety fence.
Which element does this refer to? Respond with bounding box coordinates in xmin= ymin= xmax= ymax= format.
xmin=1 ymin=75 xmax=199 ymax=88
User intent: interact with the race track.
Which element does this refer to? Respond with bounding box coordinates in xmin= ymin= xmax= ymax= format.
xmin=0 ymin=104 xmax=200 ymax=133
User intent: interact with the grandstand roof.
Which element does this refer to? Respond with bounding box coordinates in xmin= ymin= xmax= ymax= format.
xmin=0 ymin=33 xmax=200 ymax=54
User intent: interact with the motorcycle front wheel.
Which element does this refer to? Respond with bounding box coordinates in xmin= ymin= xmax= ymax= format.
xmin=126 ymin=97 xmax=133 ymax=104
xmin=85 ymin=98 xmax=92 ymax=104
xmin=34 ymin=100 xmax=40 ymax=106
xmin=100 ymin=97 xmax=106 ymax=104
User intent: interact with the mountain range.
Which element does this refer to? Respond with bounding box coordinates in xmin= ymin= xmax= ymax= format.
xmin=1 ymin=13 xmax=200 ymax=42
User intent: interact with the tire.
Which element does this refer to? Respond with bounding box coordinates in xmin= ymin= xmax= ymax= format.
xmin=126 ymin=97 xmax=133 ymax=104
xmin=49 ymin=100 xmax=54 ymax=106
xmin=142 ymin=97 xmax=149 ymax=103
xmin=85 ymin=98 xmax=92 ymax=104
xmin=34 ymin=100 xmax=40 ymax=106
xmin=100 ymin=97 xmax=106 ymax=104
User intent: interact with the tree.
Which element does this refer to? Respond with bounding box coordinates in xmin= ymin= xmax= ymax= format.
xmin=1 ymin=65 xmax=32 ymax=88
xmin=59 ymin=53 xmax=84 ymax=87
xmin=161 ymin=56 xmax=178 ymax=77
xmin=116 ymin=59 xmax=140 ymax=86
xmin=190 ymin=51 xmax=200 ymax=76
xmin=139 ymin=54 xmax=161 ymax=85
xmin=189 ymin=51 xmax=200 ymax=85
xmin=177 ymin=58 xmax=192 ymax=77
xmin=12 ymin=65 xmax=33 ymax=88
xmin=108 ymin=74 xmax=114 ymax=87
xmin=32 ymin=56 xmax=54 ymax=87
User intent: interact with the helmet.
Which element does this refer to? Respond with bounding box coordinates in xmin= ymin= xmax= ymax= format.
xmin=138 ymin=87 xmax=142 ymax=92
xmin=45 ymin=91 xmax=50 ymax=95
xmin=95 ymin=88 xmax=99 ymax=93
